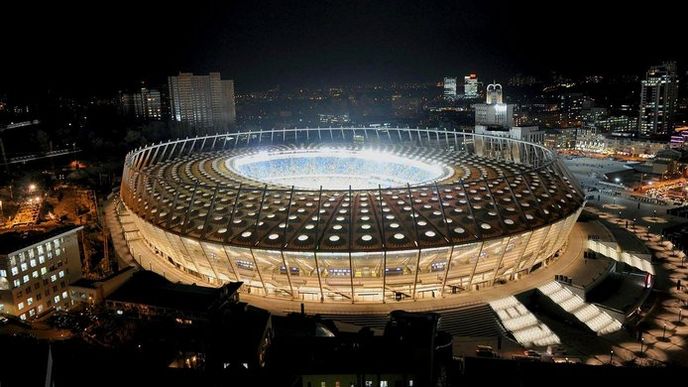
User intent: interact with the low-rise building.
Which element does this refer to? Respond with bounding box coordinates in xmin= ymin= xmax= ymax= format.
xmin=69 ymin=266 xmax=136 ymax=305
xmin=0 ymin=226 xmax=83 ymax=320
xmin=544 ymin=128 xmax=578 ymax=150
xmin=474 ymin=125 xmax=544 ymax=144
xmin=105 ymin=270 xmax=241 ymax=323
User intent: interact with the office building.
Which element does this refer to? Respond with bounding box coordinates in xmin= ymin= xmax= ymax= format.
xmin=168 ymin=72 xmax=237 ymax=133
xmin=464 ymin=73 xmax=478 ymax=99
xmin=0 ymin=226 xmax=83 ymax=320
xmin=639 ymin=62 xmax=679 ymax=137
xmin=443 ymin=77 xmax=457 ymax=101
xmin=581 ymin=107 xmax=608 ymax=131
xmin=597 ymin=115 xmax=638 ymax=136
xmin=474 ymin=83 xmax=514 ymax=128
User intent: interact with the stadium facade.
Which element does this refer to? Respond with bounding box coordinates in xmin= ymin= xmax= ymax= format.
xmin=120 ymin=127 xmax=584 ymax=304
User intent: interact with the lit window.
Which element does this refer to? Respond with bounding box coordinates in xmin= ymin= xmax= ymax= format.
xmin=55 ymin=249 xmax=61 ymax=257
xmin=28 ymin=249 xmax=35 ymax=258
xmin=23 ymin=275 xmax=29 ymax=283
xmin=50 ymin=275 xmax=57 ymax=283
xmin=20 ymin=263 xmax=28 ymax=272
xmin=37 ymin=245 xmax=44 ymax=254
xmin=53 ymin=295 xmax=60 ymax=303
xmin=29 ymin=309 xmax=35 ymax=317
xmin=45 ymin=243 xmax=52 ymax=251
xmin=32 ymin=271 xmax=38 ymax=278
xmin=39 ymin=255 xmax=45 ymax=264
xmin=62 ymin=291 xmax=68 ymax=299
xmin=54 ymin=239 xmax=61 ymax=248
xmin=0 ymin=270 xmax=6 ymax=277
xmin=30 ymin=259 xmax=36 ymax=267
xmin=58 ymin=271 xmax=65 ymax=278
xmin=27 ymin=297 xmax=33 ymax=305
xmin=11 ymin=267 xmax=18 ymax=276
xmin=20 ymin=314 xmax=26 ymax=321
xmin=40 ymin=267 xmax=47 ymax=275
xmin=18 ymin=302 xmax=25 ymax=310
xmin=9 ymin=255 xmax=17 ymax=265
xmin=13 ymin=279 xmax=21 ymax=287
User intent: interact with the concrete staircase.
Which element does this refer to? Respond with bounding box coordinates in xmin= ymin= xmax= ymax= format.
xmin=489 ymin=296 xmax=560 ymax=347
xmin=538 ymin=281 xmax=622 ymax=335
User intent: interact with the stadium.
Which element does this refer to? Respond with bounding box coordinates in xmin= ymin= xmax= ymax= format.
xmin=120 ymin=127 xmax=585 ymax=305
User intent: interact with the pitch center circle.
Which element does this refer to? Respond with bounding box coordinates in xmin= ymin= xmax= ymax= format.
xmin=226 ymin=147 xmax=453 ymax=190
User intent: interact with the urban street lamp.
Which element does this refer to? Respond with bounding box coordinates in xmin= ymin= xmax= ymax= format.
xmin=662 ymin=323 xmax=667 ymax=339
xmin=609 ymin=349 xmax=614 ymax=365
xmin=640 ymin=337 xmax=645 ymax=354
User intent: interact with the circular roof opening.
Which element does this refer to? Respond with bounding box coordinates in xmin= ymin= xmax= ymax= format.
xmin=227 ymin=147 xmax=452 ymax=190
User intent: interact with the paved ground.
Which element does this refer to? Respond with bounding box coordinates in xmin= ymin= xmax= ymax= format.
xmin=577 ymin=201 xmax=688 ymax=367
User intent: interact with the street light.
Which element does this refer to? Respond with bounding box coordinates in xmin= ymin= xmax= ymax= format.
xmin=28 ymin=184 xmax=36 ymax=192
xmin=609 ymin=349 xmax=614 ymax=365
xmin=662 ymin=323 xmax=667 ymax=339
xmin=640 ymin=337 xmax=645 ymax=354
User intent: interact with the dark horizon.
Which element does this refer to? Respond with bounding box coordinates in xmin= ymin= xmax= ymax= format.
xmin=1 ymin=1 xmax=686 ymax=98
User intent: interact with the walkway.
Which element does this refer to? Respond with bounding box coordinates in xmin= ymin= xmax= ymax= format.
xmin=489 ymin=296 xmax=560 ymax=347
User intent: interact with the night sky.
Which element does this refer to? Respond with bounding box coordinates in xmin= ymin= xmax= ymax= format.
xmin=1 ymin=1 xmax=685 ymax=96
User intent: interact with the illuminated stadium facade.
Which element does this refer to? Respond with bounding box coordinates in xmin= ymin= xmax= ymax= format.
xmin=120 ymin=127 xmax=584 ymax=304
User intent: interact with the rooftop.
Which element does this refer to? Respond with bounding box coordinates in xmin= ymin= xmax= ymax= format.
xmin=107 ymin=271 xmax=242 ymax=313
xmin=0 ymin=225 xmax=83 ymax=255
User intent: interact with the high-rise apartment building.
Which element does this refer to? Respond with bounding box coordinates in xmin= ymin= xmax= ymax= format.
xmin=168 ymin=72 xmax=236 ymax=133
xmin=638 ymin=62 xmax=679 ymax=137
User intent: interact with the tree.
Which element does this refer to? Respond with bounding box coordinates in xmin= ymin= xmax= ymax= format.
xmin=35 ymin=130 xmax=51 ymax=152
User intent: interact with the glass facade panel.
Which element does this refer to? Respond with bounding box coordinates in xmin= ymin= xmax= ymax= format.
xmin=384 ymin=250 xmax=418 ymax=302
xmin=471 ymin=238 xmax=508 ymax=287
xmin=317 ymin=252 xmax=353 ymax=302
xmin=415 ymin=247 xmax=450 ymax=299
xmin=283 ymin=251 xmax=320 ymax=301
xmin=351 ymin=251 xmax=384 ymax=303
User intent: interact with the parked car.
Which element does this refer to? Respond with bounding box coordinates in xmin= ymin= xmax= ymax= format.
xmin=475 ymin=345 xmax=497 ymax=358
xmin=523 ymin=349 xmax=541 ymax=358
